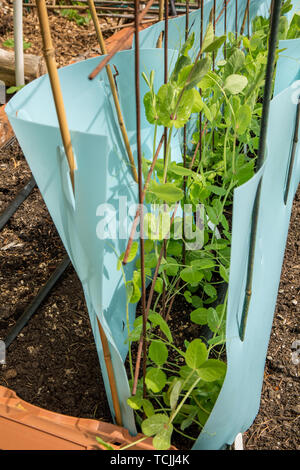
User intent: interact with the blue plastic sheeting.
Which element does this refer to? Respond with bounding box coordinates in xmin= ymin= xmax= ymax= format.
xmin=275 ymin=37 xmax=300 ymax=95
xmin=5 ymin=2 xmax=300 ymax=450
xmin=193 ymin=43 xmax=300 ymax=449
xmin=6 ymin=49 xmax=182 ymax=435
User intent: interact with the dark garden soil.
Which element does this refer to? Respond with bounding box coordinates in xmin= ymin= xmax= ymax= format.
xmin=0 ymin=1 xmax=299 ymax=451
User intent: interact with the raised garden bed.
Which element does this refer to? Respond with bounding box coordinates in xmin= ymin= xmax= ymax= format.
xmin=0 ymin=0 xmax=298 ymax=452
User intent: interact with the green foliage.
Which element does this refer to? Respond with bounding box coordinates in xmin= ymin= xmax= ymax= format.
xmin=6 ymin=85 xmax=24 ymax=95
xmin=122 ymin=7 xmax=300 ymax=450
xmin=59 ymin=7 xmax=91 ymax=26
xmin=3 ymin=38 xmax=31 ymax=50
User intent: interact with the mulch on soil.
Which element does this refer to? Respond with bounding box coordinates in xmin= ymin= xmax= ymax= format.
xmin=0 ymin=1 xmax=299 ymax=451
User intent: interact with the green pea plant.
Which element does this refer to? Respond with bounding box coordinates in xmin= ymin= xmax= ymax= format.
xmin=112 ymin=1 xmax=298 ymax=451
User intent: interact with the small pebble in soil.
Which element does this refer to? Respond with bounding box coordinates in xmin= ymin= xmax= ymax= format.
xmin=293 ymin=405 xmax=300 ymax=414
xmin=4 ymin=368 xmax=17 ymax=379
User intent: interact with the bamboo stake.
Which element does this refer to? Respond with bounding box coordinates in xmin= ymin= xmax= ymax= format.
xmin=97 ymin=318 xmax=122 ymax=425
xmin=35 ymin=0 xmax=76 ymax=190
xmin=88 ymin=0 xmax=138 ymax=183
xmin=157 ymin=0 xmax=164 ymax=47
xmin=35 ymin=0 xmax=123 ymax=426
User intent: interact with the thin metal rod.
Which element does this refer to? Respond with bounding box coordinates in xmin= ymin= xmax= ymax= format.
xmin=132 ymin=206 xmax=178 ymax=395
xmin=88 ymin=0 xmax=138 ymax=183
xmin=284 ymin=98 xmax=300 ymax=204
xmin=224 ymin=0 xmax=227 ymax=58
xmin=239 ymin=0 xmax=283 ymax=341
xmin=88 ymin=0 xmax=155 ymax=80
xmin=36 ymin=0 xmax=123 ymax=426
xmin=213 ymin=0 xmax=216 ymax=66
xmin=163 ymin=0 xmax=168 ymax=162
xmin=4 ymin=256 xmax=70 ymax=348
xmin=35 ymin=0 xmax=76 ymax=190
xmin=134 ymin=0 xmax=147 ymax=398
xmin=182 ymin=0 xmax=189 ymax=266
xmin=164 ymin=0 xmax=168 ymax=84
xmin=247 ymin=0 xmax=250 ymax=38
xmin=198 ymin=0 xmax=203 ymax=166
xmin=122 ymin=134 xmax=165 ymax=265
xmin=235 ymin=0 xmax=238 ymax=40
xmin=0 ymin=177 xmax=36 ymax=231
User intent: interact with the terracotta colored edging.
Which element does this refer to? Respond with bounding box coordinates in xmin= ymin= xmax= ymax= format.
xmin=0 ymin=386 xmax=165 ymax=450
xmin=105 ymin=22 xmax=152 ymax=53
xmin=0 ymin=105 xmax=13 ymax=148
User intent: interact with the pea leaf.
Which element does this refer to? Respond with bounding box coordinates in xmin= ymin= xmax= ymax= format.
xmin=163 ymin=257 xmax=179 ymax=276
xmin=170 ymin=379 xmax=183 ymax=410
xmin=154 ymin=276 xmax=164 ymax=294
xmin=156 ymin=83 xmax=177 ymax=127
xmin=224 ymin=74 xmax=248 ymax=95
xmin=191 ymin=89 xmax=204 ymax=113
xmin=126 ymin=280 xmax=141 ymax=304
xmin=178 ymin=58 xmax=211 ymax=90
xmin=144 ymin=91 xmax=158 ymax=124
xmin=203 ymin=35 xmax=226 ymax=53
xmin=235 ymin=104 xmax=252 ymax=135
xmin=173 ymin=89 xmax=195 ymax=128
xmin=150 ymin=182 xmax=184 ymax=203
xmin=204 ymin=284 xmax=217 ymax=298
xmin=180 ymin=266 xmax=204 ymax=283
xmin=145 ymin=368 xmax=167 ymax=393
xmin=142 ymin=399 xmax=155 ymax=417
xmin=190 ymin=307 xmax=208 ymax=325
xmin=153 ymin=423 xmax=173 ymax=450
xmin=127 ymin=395 xmax=143 ymax=410
xmin=190 ymin=258 xmax=215 ymax=270
xmin=180 ymin=32 xmax=195 ymax=56
xmin=148 ymin=312 xmax=173 ymax=343
xmin=224 ymin=48 xmax=245 ymax=75
xmin=142 ymin=414 xmax=169 ymax=436
xmin=185 ymin=339 xmax=208 ymax=369
xmin=207 ymin=307 xmax=220 ymax=331
xmin=219 ymin=264 xmax=229 ymax=282
xmin=118 ymin=241 xmax=139 ymax=269
xmin=149 ymin=341 xmax=168 ymax=366
xmin=201 ymin=22 xmax=214 ymax=52
xmin=197 ymin=359 xmax=227 ymax=382
xmin=169 ymin=162 xmax=193 ymax=176
xmin=170 ymin=55 xmax=191 ymax=83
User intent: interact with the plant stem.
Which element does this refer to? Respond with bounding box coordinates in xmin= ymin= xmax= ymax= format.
xmin=169 ymin=375 xmax=201 ymax=425
xmin=162 ymin=126 xmax=174 ymax=183
xmin=232 ymin=131 xmax=237 ymax=175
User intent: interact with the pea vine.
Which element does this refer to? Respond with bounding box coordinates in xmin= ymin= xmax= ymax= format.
xmin=112 ymin=0 xmax=299 ymax=451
